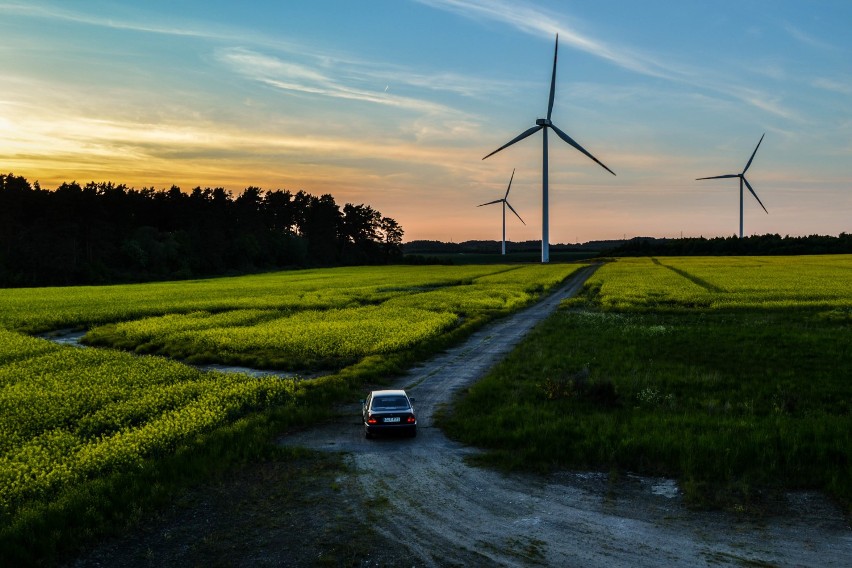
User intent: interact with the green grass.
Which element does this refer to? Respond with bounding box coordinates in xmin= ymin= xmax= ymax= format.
xmin=0 ymin=265 xmax=509 ymax=333
xmin=78 ymin=264 xmax=579 ymax=371
xmin=440 ymin=255 xmax=852 ymax=512
xmin=580 ymin=255 xmax=852 ymax=311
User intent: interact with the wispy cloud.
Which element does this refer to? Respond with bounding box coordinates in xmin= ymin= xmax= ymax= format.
xmin=216 ymin=48 xmax=478 ymax=120
xmin=415 ymin=0 xmax=679 ymax=80
xmin=375 ymin=70 xmax=517 ymax=99
xmin=3 ymin=1 xmax=509 ymax=104
xmin=417 ymin=0 xmax=800 ymax=122
xmin=783 ymin=22 xmax=836 ymax=51
xmin=0 ymin=2 xmax=224 ymax=38
xmin=0 ymin=97 xmax=482 ymax=188
xmin=727 ymin=86 xmax=802 ymax=122
xmin=812 ymin=77 xmax=852 ymax=96
xmin=0 ymin=1 xmax=332 ymax=64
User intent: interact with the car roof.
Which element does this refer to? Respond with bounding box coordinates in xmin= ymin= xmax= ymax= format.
xmin=370 ymin=389 xmax=408 ymax=397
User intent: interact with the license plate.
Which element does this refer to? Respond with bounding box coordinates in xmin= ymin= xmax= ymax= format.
xmin=384 ymin=417 xmax=400 ymax=423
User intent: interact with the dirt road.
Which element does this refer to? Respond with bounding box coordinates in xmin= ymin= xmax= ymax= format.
xmin=281 ymin=265 xmax=852 ymax=566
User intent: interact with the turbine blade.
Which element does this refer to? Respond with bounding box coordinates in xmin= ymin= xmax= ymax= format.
xmin=742 ymin=176 xmax=768 ymax=213
xmin=504 ymin=168 xmax=515 ymax=199
xmin=506 ymin=200 xmax=526 ymax=225
xmin=477 ymin=199 xmax=503 ymax=207
xmin=743 ymin=133 xmax=765 ymax=174
xmin=696 ymin=174 xmax=739 ymax=180
xmin=482 ymin=125 xmax=543 ymax=160
xmin=550 ymin=123 xmax=616 ymax=175
xmin=547 ymin=34 xmax=559 ymax=121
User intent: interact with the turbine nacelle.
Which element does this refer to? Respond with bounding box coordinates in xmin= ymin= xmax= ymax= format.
xmin=535 ymin=118 xmax=551 ymax=126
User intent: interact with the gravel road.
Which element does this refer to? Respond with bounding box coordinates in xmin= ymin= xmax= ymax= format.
xmin=281 ymin=265 xmax=852 ymax=566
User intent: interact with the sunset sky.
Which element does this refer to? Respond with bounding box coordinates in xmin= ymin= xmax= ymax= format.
xmin=2 ymin=1 xmax=850 ymax=243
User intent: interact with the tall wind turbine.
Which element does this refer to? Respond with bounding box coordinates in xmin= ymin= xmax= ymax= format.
xmin=483 ymin=34 xmax=615 ymax=263
xmin=478 ymin=168 xmax=525 ymax=255
xmin=696 ymin=133 xmax=768 ymax=238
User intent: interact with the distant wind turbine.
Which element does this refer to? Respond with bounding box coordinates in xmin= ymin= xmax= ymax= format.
xmin=483 ymin=34 xmax=615 ymax=263
xmin=696 ymin=133 xmax=768 ymax=238
xmin=478 ymin=168 xmax=525 ymax=255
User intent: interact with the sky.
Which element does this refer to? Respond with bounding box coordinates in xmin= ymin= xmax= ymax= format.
xmin=1 ymin=1 xmax=850 ymax=243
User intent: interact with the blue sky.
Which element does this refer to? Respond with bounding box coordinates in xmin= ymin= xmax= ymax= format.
xmin=1 ymin=0 xmax=850 ymax=242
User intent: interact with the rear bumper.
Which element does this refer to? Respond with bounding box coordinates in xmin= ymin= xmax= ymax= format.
xmin=365 ymin=422 xmax=417 ymax=434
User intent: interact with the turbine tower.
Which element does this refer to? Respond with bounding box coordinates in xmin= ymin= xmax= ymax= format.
xmin=483 ymin=34 xmax=615 ymax=263
xmin=696 ymin=133 xmax=768 ymax=238
xmin=478 ymin=168 xmax=525 ymax=255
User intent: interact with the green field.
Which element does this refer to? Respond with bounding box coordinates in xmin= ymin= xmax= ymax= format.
xmin=587 ymin=255 xmax=852 ymax=311
xmin=441 ymin=255 xmax=852 ymax=512
xmin=0 ymin=263 xmax=580 ymax=563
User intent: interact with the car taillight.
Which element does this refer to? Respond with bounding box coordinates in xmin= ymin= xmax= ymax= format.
xmin=405 ymin=416 xmax=416 ymax=424
xmin=367 ymin=415 xmax=378 ymax=425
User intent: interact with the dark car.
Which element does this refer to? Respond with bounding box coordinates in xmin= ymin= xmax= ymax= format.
xmin=361 ymin=389 xmax=416 ymax=439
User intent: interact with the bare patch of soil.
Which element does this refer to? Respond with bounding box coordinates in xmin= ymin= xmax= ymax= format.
xmin=66 ymin=451 xmax=394 ymax=567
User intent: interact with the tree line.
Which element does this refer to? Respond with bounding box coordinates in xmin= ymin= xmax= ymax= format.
xmin=608 ymin=233 xmax=852 ymax=257
xmin=0 ymin=173 xmax=404 ymax=287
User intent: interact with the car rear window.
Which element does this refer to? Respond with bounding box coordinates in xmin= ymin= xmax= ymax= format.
xmin=372 ymin=396 xmax=409 ymax=410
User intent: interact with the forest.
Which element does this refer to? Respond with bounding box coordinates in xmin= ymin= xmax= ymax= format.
xmin=0 ymin=173 xmax=403 ymax=287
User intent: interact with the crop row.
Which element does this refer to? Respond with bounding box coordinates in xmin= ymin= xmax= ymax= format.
xmin=104 ymin=305 xmax=461 ymax=367
xmin=0 ymin=329 xmax=61 ymax=365
xmin=582 ymin=255 xmax=852 ymax=311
